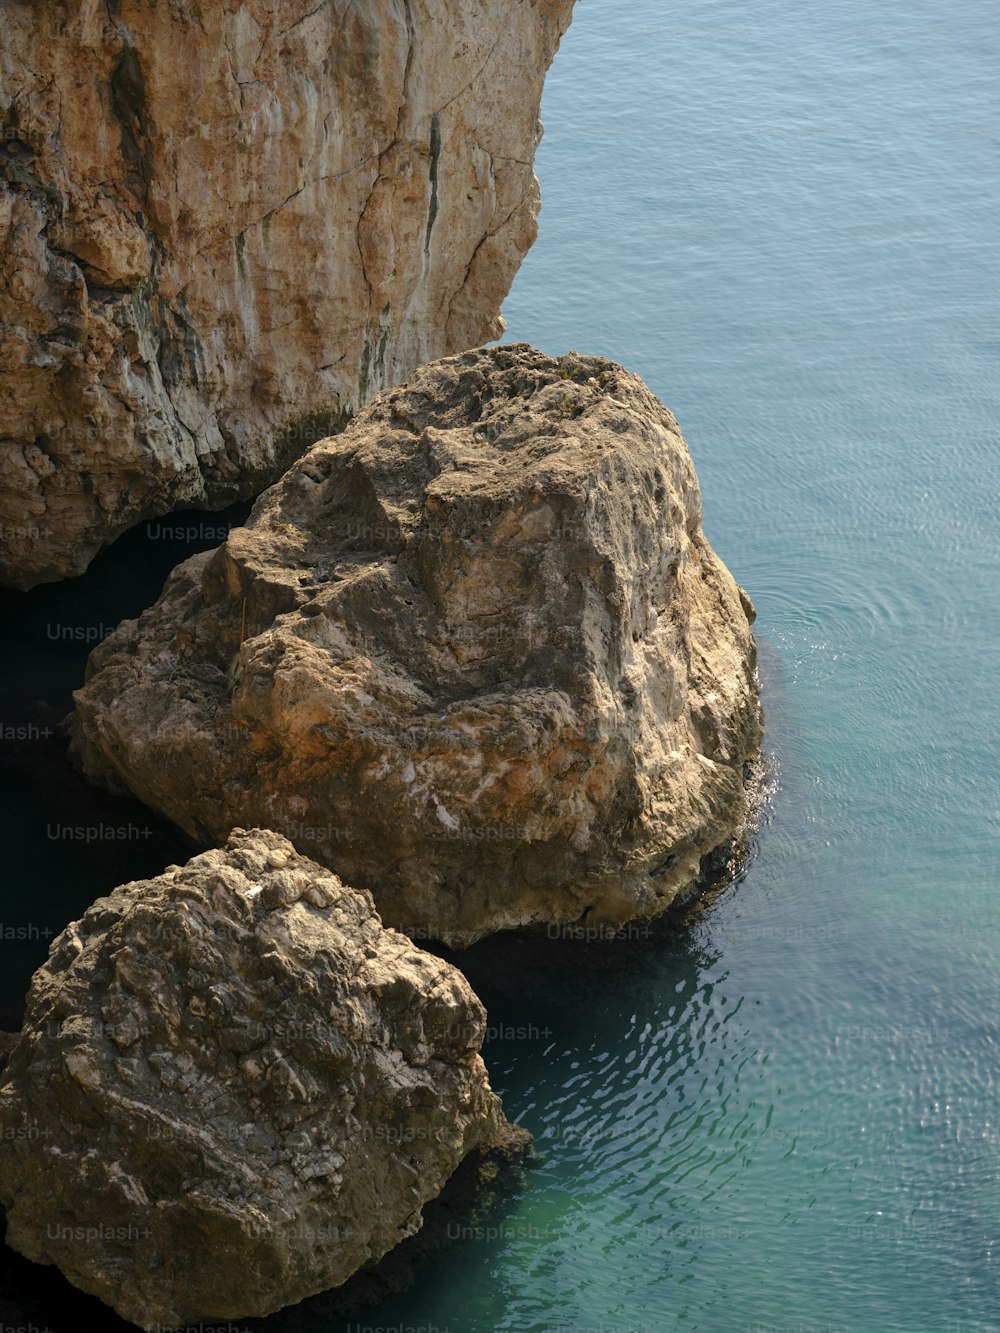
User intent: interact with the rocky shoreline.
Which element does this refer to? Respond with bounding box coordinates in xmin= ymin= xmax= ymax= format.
xmin=0 ymin=345 xmax=762 ymax=1328
xmin=1 ymin=5 xmax=764 ymax=1326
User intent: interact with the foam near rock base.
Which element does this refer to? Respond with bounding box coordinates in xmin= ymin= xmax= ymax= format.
xmin=72 ymin=344 xmax=762 ymax=946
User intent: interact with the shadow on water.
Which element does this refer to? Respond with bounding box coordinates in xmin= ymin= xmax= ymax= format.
xmin=0 ymin=499 xmax=253 ymax=723
xmin=0 ymin=502 xmax=251 ymax=1024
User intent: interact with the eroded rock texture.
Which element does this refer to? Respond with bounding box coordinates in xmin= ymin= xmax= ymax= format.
xmin=0 ymin=0 xmax=574 ymax=588
xmin=0 ymin=829 xmax=510 ymax=1329
xmin=72 ymin=345 xmax=762 ymax=947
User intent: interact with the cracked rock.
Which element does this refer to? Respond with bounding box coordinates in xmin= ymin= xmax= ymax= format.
xmin=0 ymin=0 xmax=575 ymax=588
xmin=72 ymin=344 xmax=763 ymax=947
xmin=0 ymin=829 xmax=512 ymax=1328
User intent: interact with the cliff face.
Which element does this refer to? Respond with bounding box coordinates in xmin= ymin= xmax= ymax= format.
xmin=0 ymin=0 xmax=574 ymax=589
xmin=72 ymin=345 xmax=763 ymax=948
xmin=0 ymin=828 xmax=513 ymax=1328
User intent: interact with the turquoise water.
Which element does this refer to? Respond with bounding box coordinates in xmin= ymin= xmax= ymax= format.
xmin=2 ymin=0 xmax=999 ymax=1329
xmin=364 ymin=1 xmax=1000 ymax=1328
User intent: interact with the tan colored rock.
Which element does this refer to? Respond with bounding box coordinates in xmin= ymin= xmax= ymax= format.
xmin=0 ymin=0 xmax=574 ymax=588
xmin=0 ymin=828 xmax=513 ymax=1329
xmin=72 ymin=344 xmax=763 ymax=947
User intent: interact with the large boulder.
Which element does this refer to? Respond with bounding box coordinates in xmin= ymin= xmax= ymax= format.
xmin=0 ymin=828 xmax=512 ymax=1329
xmin=0 ymin=0 xmax=574 ymax=588
xmin=72 ymin=344 xmax=763 ymax=947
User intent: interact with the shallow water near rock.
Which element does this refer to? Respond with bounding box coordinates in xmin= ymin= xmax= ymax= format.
xmin=2 ymin=0 xmax=999 ymax=1329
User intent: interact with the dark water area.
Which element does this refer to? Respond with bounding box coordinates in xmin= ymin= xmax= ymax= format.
xmin=0 ymin=505 xmax=250 ymax=1030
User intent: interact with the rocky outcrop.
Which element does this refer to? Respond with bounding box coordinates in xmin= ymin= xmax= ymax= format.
xmin=0 ymin=0 xmax=574 ymax=589
xmin=0 ymin=828 xmax=512 ymax=1329
xmin=72 ymin=345 xmax=762 ymax=947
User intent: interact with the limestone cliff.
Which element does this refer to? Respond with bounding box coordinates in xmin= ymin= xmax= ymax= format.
xmin=72 ymin=344 xmax=763 ymax=947
xmin=0 ymin=0 xmax=574 ymax=588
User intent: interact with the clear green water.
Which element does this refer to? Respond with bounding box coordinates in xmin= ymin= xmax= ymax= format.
xmin=2 ymin=0 xmax=999 ymax=1329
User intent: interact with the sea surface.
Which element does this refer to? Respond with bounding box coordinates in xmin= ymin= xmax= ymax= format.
xmin=2 ymin=0 xmax=999 ymax=1329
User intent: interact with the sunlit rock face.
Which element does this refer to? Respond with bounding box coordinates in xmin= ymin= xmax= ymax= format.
xmin=71 ymin=345 xmax=763 ymax=947
xmin=0 ymin=0 xmax=575 ymax=588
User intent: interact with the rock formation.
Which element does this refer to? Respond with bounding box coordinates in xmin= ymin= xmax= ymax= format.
xmin=0 ymin=828 xmax=513 ymax=1329
xmin=0 ymin=0 xmax=574 ymax=589
xmin=72 ymin=344 xmax=763 ymax=947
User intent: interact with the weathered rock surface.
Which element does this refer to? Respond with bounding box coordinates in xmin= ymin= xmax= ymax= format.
xmin=0 ymin=828 xmax=511 ymax=1329
xmin=72 ymin=344 xmax=763 ymax=947
xmin=0 ymin=0 xmax=574 ymax=589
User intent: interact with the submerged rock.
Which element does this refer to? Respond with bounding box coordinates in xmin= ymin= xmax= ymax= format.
xmin=0 ymin=0 xmax=574 ymax=588
xmin=72 ymin=344 xmax=762 ymax=947
xmin=0 ymin=829 xmax=512 ymax=1329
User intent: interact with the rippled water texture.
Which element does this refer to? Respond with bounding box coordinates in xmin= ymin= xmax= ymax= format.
xmin=2 ymin=0 xmax=999 ymax=1329
xmin=383 ymin=0 xmax=1000 ymax=1327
